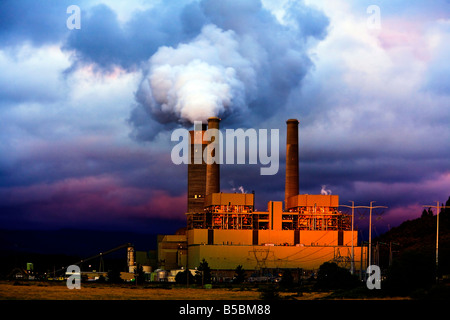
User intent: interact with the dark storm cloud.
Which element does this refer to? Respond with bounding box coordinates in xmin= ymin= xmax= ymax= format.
xmin=0 ymin=140 xmax=188 ymax=231
xmin=0 ymin=0 xmax=80 ymax=47
xmin=63 ymin=1 xmax=198 ymax=72
xmin=271 ymin=0 xmax=450 ymax=222
xmin=1 ymin=0 xmax=449 ymax=235
xmin=60 ymin=0 xmax=329 ymax=139
xmin=0 ymin=138 xmax=185 ymax=196
xmin=64 ymin=4 xmax=129 ymax=70
xmin=0 ymin=179 xmax=187 ymax=232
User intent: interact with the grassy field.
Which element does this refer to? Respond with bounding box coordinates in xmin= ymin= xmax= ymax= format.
xmin=0 ymin=281 xmax=333 ymax=300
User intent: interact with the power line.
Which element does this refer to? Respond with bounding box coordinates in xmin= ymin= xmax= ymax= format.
xmin=341 ymin=201 xmax=387 ymax=270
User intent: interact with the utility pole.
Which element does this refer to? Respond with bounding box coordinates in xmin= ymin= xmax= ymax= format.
xmin=354 ymin=202 xmax=387 ymax=269
xmin=360 ymin=240 xmax=363 ymax=280
xmin=422 ymin=201 xmax=450 ymax=283
xmin=376 ymin=242 xmax=380 ymax=266
xmin=340 ymin=201 xmax=387 ymax=274
xmin=186 ymin=233 xmax=189 ymax=288
xmin=387 ymin=241 xmax=399 ymax=267
xmin=389 ymin=242 xmax=392 ymax=266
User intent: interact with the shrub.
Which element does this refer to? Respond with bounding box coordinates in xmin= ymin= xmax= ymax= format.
xmin=315 ymin=262 xmax=359 ymax=290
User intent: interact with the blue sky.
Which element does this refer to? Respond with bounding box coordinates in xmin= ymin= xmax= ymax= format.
xmin=0 ymin=0 xmax=449 ymax=236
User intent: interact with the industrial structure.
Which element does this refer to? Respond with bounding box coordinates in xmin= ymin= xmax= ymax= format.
xmin=157 ymin=118 xmax=367 ymax=277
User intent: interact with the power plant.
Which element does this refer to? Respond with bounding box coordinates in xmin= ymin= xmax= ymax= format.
xmin=157 ymin=118 xmax=367 ymax=279
xmin=8 ymin=118 xmax=368 ymax=283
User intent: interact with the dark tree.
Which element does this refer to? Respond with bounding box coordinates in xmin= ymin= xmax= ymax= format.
xmin=421 ymin=209 xmax=431 ymax=218
xmin=107 ymin=269 xmax=122 ymax=283
xmin=233 ymin=265 xmax=246 ymax=284
xmin=445 ymin=196 xmax=450 ymax=215
xmin=315 ymin=262 xmax=359 ymax=290
xmin=134 ymin=264 xmax=145 ymax=284
xmin=195 ymin=259 xmax=212 ymax=285
xmin=384 ymin=250 xmax=435 ymax=296
xmin=280 ymin=269 xmax=294 ymax=287
xmin=175 ymin=269 xmax=194 ymax=284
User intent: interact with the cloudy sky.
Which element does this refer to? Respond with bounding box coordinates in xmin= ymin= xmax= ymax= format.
xmin=0 ymin=0 xmax=449 ymax=237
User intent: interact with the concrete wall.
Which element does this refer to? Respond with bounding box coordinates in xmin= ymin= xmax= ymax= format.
xmin=299 ymin=230 xmax=338 ymax=246
xmin=187 ymin=228 xmax=357 ymax=247
xmin=286 ymin=194 xmax=339 ymax=209
xmin=343 ymin=231 xmax=358 ymax=246
xmin=258 ymin=230 xmax=293 ymax=245
xmin=187 ymin=229 xmax=208 ymax=245
xmin=204 ymin=193 xmax=254 ymax=207
xmin=158 ymin=234 xmax=187 ymax=270
xmin=188 ymin=244 xmax=367 ymax=271
xmin=213 ymin=229 xmax=252 ymax=245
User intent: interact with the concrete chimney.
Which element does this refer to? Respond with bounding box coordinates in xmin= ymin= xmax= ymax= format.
xmin=205 ymin=117 xmax=221 ymax=196
xmin=285 ymin=119 xmax=299 ymax=209
xmin=187 ymin=123 xmax=208 ymax=213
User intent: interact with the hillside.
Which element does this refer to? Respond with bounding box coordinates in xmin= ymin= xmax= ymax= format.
xmin=374 ymin=197 xmax=450 ymax=274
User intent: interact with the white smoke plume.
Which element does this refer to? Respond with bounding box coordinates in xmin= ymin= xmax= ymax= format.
xmin=232 ymin=186 xmax=247 ymax=194
xmin=229 ymin=180 xmax=247 ymax=193
xmin=128 ymin=0 xmax=329 ymax=139
xmin=320 ymin=185 xmax=332 ymax=195
xmin=137 ymin=24 xmax=257 ymax=124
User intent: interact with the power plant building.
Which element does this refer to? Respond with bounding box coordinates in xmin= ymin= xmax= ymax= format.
xmin=158 ymin=118 xmax=367 ymax=275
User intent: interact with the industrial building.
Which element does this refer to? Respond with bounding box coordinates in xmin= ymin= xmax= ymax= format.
xmin=157 ymin=118 xmax=367 ymax=278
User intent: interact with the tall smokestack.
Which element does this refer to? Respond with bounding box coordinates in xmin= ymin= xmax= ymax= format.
xmin=187 ymin=123 xmax=208 ymax=213
xmin=285 ymin=119 xmax=299 ymax=209
xmin=205 ymin=117 xmax=221 ymax=196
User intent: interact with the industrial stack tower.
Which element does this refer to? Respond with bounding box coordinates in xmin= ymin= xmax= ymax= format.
xmin=158 ymin=118 xmax=366 ymax=273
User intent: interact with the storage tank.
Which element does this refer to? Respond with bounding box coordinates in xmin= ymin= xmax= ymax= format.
xmin=142 ymin=265 xmax=152 ymax=273
xmin=127 ymin=246 xmax=135 ymax=270
xmin=155 ymin=269 xmax=168 ymax=281
xmin=128 ymin=265 xmax=137 ymax=273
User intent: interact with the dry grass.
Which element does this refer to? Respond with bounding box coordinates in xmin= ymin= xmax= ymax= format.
xmin=0 ymin=281 xmax=265 ymax=300
xmin=0 ymin=281 xmax=337 ymax=300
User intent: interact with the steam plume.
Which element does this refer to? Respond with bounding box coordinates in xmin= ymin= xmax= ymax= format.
xmin=320 ymin=185 xmax=332 ymax=195
xmin=137 ymin=24 xmax=255 ymax=124
xmin=129 ymin=0 xmax=329 ymax=138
